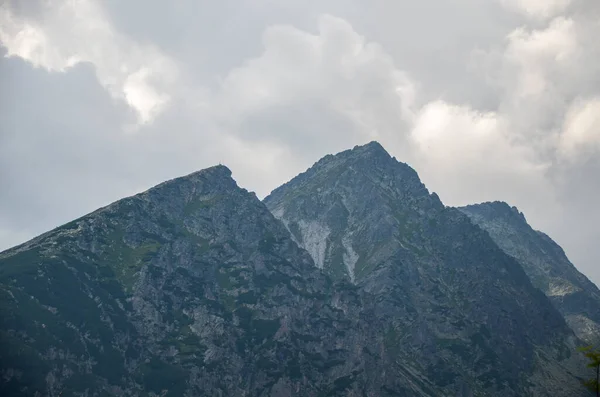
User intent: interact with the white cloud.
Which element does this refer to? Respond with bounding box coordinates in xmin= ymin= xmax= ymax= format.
xmin=123 ymin=67 xmax=171 ymax=124
xmin=213 ymin=15 xmax=416 ymax=151
xmin=466 ymin=14 xmax=590 ymax=161
xmin=409 ymin=101 xmax=554 ymax=209
xmin=504 ymin=17 xmax=578 ymax=99
xmin=0 ymin=1 xmax=177 ymax=124
xmin=499 ymin=0 xmax=573 ymax=19
xmin=0 ymin=11 xmax=64 ymax=70
xmin=559 ymin=98 xmax=600 ymax=159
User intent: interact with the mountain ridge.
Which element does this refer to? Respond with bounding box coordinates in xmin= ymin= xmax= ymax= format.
xmin=0 ymin=141 xmax=593 ymax=396
xmin=0 ymin=159 xmax=437 ymax=396
xmin=459 ymin=200 xmax=600 ymax=346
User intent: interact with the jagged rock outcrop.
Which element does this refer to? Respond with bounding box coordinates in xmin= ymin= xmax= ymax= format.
xmin=459 ymin=201 xmax=600 ymax=345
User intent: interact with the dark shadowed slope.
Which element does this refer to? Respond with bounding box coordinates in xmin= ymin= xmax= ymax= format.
xmin=460 ymin=201 xmax=600 ymax=345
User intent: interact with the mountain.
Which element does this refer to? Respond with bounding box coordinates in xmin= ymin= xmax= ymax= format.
xmin=0 ymin=143 xmax=591 ymax=396
xmin=0 ymin=166 xmax=394 ymax=396
xmin=459 ymin=201 xmax=600 ymax=345
xmin=264 ymin=142 xmax=587 ymax=395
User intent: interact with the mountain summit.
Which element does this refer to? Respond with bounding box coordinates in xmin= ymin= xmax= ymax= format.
xmin=265 ymin=142 xmax=439 ymax=283
xmin=264 ymin=142 xmax=586 ymax=395
xmin=0 ymin=142 xmax=593 ymax=396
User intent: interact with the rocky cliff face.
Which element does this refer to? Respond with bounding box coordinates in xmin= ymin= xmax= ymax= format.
xmin=0 ymin=166 xmax=399 ymax=396
xmin=459 ymin=201 xmax=600 ymax=345
xmin=264 ymin=142 xmax=587 ymax=396
xmin=0 ymin=144 xmax=591 ymax=396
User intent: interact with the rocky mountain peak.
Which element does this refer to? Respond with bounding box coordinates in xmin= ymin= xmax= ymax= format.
xmin=264 ymin=143 xmax=586 ymax=395
xmin=141 ymin=164 xmax=237 ymax=202
xmin=461 ymin=201 xmax=527 ymax=225
xmin=335 ymin=141 xmax=423 ymax=188
xmin=264 ymin=142 xmax=442 ymax=283
xmin=311 ymin=140 xmax=390 ymax=166
xmin=266 ymin=141 xmax=434 ymax=212
xmin=349 ymin=140 xmax=389 ymax=158
xmin=193 ymin=163 xmax=232 ymax=177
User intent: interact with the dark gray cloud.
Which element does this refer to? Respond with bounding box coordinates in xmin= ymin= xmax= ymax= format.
xmin=0 ymin=0 xmax=598 ymax=286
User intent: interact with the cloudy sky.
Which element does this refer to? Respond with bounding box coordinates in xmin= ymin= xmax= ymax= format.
xmin=1 ymin=0 xmax=599 ymax=285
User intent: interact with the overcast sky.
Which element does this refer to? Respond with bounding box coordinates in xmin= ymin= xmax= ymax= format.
xmin=1 ymin=0 xmax=599 ymax=286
